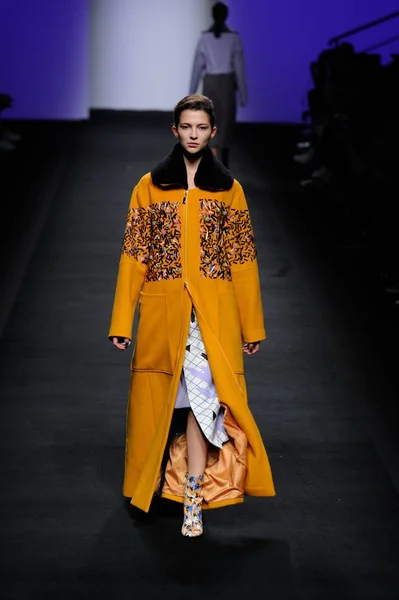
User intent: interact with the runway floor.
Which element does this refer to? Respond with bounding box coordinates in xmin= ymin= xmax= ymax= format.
xmin=1 ymin=114 xmax=399 ymax=599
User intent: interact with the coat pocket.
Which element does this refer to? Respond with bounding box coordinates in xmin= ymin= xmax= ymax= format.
xmin=218 ymin=292 xmax=244 ymax=374
xmin=131 ymin=293 xmax=172 ymax=374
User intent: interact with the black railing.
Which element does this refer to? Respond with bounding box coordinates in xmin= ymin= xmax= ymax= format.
xmin=362 ymin=33 xmax=399 ymax=54
xmin=328 ymin=11 xmax=399 ymax=47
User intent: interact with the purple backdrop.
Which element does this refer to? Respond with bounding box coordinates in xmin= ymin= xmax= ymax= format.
xmin=0 ymin=0 xmax=398 ymax=122
xmin=227 ymin=1 xmax=399 ymax=123
xmin=0 ymin=0 xmax=89 ymax=120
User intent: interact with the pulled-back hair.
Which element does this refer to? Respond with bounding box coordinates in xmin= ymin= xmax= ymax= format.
xmin=173 ymin=95 xmax=215 ymax=128
xmin=212 ymin=2 xmax=229 ymax=38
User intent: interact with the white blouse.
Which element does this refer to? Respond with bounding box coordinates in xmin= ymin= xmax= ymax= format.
xmin=190 ymin=31 xmax=247 ymax=105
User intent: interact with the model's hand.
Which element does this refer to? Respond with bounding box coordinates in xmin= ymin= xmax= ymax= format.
xmin=112 ymin=337 xmax=131 ymax=351
xmin=243 ymin=341 xmax=260 ymax=355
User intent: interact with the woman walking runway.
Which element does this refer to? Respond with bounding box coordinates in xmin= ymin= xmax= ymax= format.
xmin=109 ymin=94 xmax=275 ymax=537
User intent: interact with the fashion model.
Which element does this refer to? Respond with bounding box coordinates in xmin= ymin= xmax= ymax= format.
xmin=109 ymin=94 xmax=275 ymax=537
xmin=190 ymin=2 xmax=247 ymax=168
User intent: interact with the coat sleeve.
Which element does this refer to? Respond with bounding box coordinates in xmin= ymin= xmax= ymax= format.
xmin=189 ymin=36 xmax=206 ymax=94
xmin=233 ymin=34 xmax=247 ymax=106
xmin=226 ymin=182 xmax=266 ymax=343
xmin=108 ymin=179 xmax=150 ymax=340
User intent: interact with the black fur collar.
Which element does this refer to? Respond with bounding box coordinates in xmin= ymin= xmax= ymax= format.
xmin=151 ymin=143 xmax=234 ymax=192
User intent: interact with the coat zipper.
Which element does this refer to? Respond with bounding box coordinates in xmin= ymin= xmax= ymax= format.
xmin=183 ymin=189 xmax=188 ymax=288
xmin=181 ymin=187 xmax=212 ymax=343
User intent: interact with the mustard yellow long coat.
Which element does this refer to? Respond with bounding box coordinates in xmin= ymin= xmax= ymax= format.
xmin=109 ymin=144 xmax=275 ymax=512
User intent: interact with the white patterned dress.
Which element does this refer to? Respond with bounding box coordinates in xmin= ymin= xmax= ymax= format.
xmin=175 ymin=307 xmax=229 ymax=448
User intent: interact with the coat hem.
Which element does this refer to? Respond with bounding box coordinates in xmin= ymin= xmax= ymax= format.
xmin=161 ymin=492 xmax=244 ymax=510
xmin=245 ymin=487 xmax=276 ymax=496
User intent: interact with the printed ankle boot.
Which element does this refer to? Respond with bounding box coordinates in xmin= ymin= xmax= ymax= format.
xmin=181 ymin=473 xmax=204 ymax=537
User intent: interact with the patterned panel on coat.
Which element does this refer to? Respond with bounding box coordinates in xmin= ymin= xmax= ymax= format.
xmin=123 ymin=202 xmax=182 ymax=280
xmin=147 ymin=201 xmax=182 ymax=281
xmin=123 ymin=207 xmax=152 ymax=264
xmin=199 ymin=199 xmax=231 ymax=280
xmin=199 ymin=199 xmax=257 ymax=279
xmin=225 ymin=206 xmax=257 ymax=265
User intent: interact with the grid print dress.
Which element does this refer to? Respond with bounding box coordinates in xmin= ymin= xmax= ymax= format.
xmin=175 ymin=307 xmax=229 ymax=448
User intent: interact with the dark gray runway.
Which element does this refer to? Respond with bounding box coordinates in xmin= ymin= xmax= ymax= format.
xmin=1 ymin=115 xmax=399 ymax=599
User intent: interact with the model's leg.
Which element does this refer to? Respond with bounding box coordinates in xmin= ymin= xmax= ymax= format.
xmin=181 ymin=410 xmax=208 ymax=537
xmin=186 ymin=410 xmax=208 ymax=474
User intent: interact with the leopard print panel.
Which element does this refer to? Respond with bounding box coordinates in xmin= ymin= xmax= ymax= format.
xmin=123 ymin=198 xmax=256 ymax=282
xmin=123 ymin=207 xmax=151 ymax=264
xmin=199 ymin=199 xmax=256 ymax=279
xmin=199 ymin=199 xmax=231 ymax=279
xmin=225 ymin=206 xmax=257 ymax=265
xmin=123 ymin=202 xmax=182 ymax=281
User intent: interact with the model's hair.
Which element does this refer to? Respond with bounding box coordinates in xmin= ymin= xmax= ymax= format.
xmin=173 ymin=95 xmax=215 ymax=128
xmin=212 ymin=2 xmax=228 ymax=38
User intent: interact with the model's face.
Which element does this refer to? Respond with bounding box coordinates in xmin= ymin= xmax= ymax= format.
xmin=172 ymin=110 xmax=216 ymax=154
